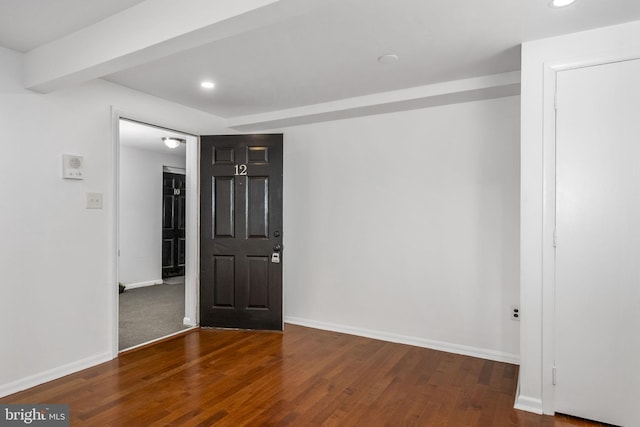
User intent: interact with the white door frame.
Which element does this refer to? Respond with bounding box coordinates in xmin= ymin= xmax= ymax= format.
xmin=110 ymin=108 xmax=200 ymax=358
xmin=540 ymin=51 xmax=640 ymax=414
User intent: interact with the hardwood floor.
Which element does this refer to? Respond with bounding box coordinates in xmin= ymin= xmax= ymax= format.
xmin=1 ymin=325 xmax=606 ymax=426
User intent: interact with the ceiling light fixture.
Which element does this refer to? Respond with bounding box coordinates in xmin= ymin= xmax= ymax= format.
xmin=378 ymin=54 xmax=399 ymax=64
xmin=200 ymin=81 xmax=215 ymax=89
xmin=550 ymin=0 xmax=576 ymax=8
xmin=162 ymin=137 xmax=185 ymax=149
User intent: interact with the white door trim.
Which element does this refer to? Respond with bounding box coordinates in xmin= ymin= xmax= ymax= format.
xmin=539 ymin=50 xmax=640 ymax=415
xmin=110 ymin=108 xmax=200 ymax=358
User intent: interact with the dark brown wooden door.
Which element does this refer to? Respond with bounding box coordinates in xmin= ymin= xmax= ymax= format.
xmin=200 ymin=134 xmax=283 ymax=330
xmin=162 ymin=172 xmax=186 ymax=279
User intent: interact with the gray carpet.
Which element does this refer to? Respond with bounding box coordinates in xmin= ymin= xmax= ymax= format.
xmin=119 ymin=280 xmax=189 ymax=350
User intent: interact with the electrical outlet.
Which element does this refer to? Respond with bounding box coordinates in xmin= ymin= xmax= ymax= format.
xmin=86 ymin=192 xmax=103 ymax=209
xmin=511 ymin=306 xmax=520 ymax=321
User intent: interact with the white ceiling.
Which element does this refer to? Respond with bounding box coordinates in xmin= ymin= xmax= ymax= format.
xmin=2 ymin=0 xmax=640 ymax=120
xmin=106 ymin=0 xmax=526 ymax=118
xmin=0 ymin=0 xmax=147 ymax=52
xmin=119 ymin=119 xmax=187 ymax=157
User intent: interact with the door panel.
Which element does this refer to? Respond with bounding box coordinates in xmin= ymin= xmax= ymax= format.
xmin=247 ymin=176 xmax=269 ymax=238
xmin=162 ymin=239 xmax=174 ymax=269
xmin=178 ymin=238 xmax=186 ymax=267
xmin=178 ymin=194 xmax=186 ymax=230
xmin=200 ymin=134 xmax=283 ymax=330
xmin=162 ymin=172 xmax=186 ymax=278
xmin=213 ymin=256 xmax=235 ymax=307
xmin=162 ymin=194 xmax=174 ymax=229
xmin=555 ymin=59 xmax=640 ymax=426
xmin=247 ymin=256 xmax=270 ymax=308
xmin=214 ymin=177 xmax=235 ymax=237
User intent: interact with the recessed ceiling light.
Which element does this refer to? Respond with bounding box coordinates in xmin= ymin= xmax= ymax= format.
xmin=378 ymin=54 xmax=398 ymax=64
xmin=550 ymin=0 xmax=576 ymax=8
xmin=162 ymin=137 xmax=185 ymax=149
xmin=200 ymin=81 xmax=215 ymax=89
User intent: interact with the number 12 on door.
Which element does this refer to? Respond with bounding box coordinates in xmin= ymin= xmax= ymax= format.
xmin=234 ymin=164 xmax=247 ymax=176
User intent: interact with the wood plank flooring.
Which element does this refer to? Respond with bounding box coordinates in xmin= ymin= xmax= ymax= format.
xmin=1 ymin=325 xmax=606 ymax=426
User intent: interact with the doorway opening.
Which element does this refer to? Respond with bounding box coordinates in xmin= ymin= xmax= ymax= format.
xmin=117 ymin=118 xmax=198 ymax=351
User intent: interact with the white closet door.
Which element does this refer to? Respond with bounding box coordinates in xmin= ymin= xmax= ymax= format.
xmin=555 ymin=58 xmax=640 ymax=426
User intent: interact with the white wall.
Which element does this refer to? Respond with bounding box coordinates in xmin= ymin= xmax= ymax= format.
xmin=519 ymin=20 xmax=640 ymax=414
xmin=282 ymin=95 xmax=521 ymax=362
xmin=0 ymin=46 xmax=227 ymax=397
xmin=119 ymin=146 xmax=185 ymax=286
xmin=0 ymin=41 xmax=522 ymax=397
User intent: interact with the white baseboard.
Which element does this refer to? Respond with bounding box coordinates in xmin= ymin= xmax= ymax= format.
xmin=123 ymin=279 xmax=163 ymax=290
xmin=183 ymin=317 xmax=196 ymax=327
xmin=513 ymin=375 xmax=544 ymax=414
xmin=284 ymin=316 xmax=520 ymax=364
xmin=514 ymin=395 xmax=544 ymax=414
xmin=0 ymin=352 xmax=112 ymax=398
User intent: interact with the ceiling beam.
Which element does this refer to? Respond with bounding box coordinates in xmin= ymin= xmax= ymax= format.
xmin=23 ymin=0 xmax=317 ymax=93
xmin=227 ymin=71 xmax=522 ymax=131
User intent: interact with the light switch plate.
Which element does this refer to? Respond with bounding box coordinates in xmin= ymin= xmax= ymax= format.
xmin=63 ymin=154 xmax=84 ymax=180
xmin=86 ymin=193 xmax=103 ymax=209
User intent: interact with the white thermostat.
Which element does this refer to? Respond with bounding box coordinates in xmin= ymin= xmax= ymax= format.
xmin=62 ymin=154 xmax=84 ymax=180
